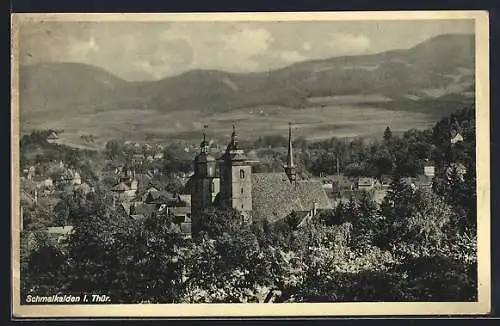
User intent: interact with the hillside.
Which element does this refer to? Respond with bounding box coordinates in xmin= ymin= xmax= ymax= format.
xmin=18 ymin=33 xmax=475 ymax=144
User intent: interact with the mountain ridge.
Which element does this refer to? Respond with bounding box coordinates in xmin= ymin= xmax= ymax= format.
xmin=18 ymin=33 xmax=475 ymax=144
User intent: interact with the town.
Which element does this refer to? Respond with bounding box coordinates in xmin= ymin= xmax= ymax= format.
xmin=20 ymin=123 xmax=463 ymax=240
xmin=19 ymin=107 xmax=476 ymax=303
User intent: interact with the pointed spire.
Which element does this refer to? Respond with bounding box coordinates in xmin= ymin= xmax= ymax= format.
xmin=200 ymin=124 xmax=209 ymax=153
xmin=227 ymin=121 xmax=239 ymax=151
xmin=284 ymin=122 xmax=296 ymax=184
xmin=286 ymin=122 xmax=294 ymax=169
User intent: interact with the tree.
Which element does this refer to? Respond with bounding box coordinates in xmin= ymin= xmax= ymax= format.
xmin=163 ymin=144 xmax=193 ymax=175
xmin=193 ymin=207 xmax=244 ymax=239
xmin=383 ymin=126 xmax=393 ymax=142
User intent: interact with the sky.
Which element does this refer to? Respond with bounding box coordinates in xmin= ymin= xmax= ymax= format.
xmin=19 ymin=19 xmax=474 ymax=81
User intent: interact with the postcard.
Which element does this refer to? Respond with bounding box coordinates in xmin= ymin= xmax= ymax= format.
xmin=11 ymin=10 xmax=490 ymax=318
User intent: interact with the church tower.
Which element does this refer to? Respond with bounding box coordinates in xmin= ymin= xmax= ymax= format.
xmin=191 ymin=127 xmax=217 ymax=228
xmin=284 ymin=122 xmax=297 ymax=184
xmin=218 ymin=124 xmax=252 ymax=222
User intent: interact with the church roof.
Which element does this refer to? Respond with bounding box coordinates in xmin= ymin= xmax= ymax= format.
xmin=251 ymin=172 xmax=332 ymax=223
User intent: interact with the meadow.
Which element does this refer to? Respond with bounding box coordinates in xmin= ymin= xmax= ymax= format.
xmin=20 ymin=97 xmax=438 ymax=149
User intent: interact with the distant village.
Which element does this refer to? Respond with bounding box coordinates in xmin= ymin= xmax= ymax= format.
xmin=19 ymin=124 xmax=468 ymax=245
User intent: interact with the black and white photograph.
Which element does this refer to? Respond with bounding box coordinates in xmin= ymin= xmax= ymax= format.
xmin=11 ymin=11 xmax=490 ymax=317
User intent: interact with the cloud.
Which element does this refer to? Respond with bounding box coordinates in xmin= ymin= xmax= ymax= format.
xmin=222 ymin=27 xmax=274 ymax=57
xmin=214 ymin=26 xmax=274 ymax=71
xmin=302 ymin=42 xmax=312 ymax=51
xmin=326 ymin=33 xmax=371 ymax=54
xmin=67 ymin=37 xmax=100 ymax=61
xmin=275 ymin=50 xmax=307 ymax=63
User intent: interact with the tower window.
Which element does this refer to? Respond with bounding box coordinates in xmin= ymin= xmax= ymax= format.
xmin=241 ymin=187 xmax=244 ymax=194
xmin=240 ymin=169 xmax=245 ymax=179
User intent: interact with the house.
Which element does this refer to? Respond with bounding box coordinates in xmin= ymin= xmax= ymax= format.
xmin=330 ymin=174 xmax=354 ymax=192
xmin=144 ymin=190 xmax=177 ymax=206
xmin=132 ymin=154 xmax=146 ymax=164
xmin=153 ymin=152 xmax=164 ymax=160
xmin=119 ymin=202 xmax=158 ymax=219
xmin=414 ymin=174 xmax=433 ymax=190
xmin=357 ymin=177 xmax=376 ymax=191
xmin=379 ymin=175 xmax=392 ymax=188
xmin=401 ymin=177 xmax=417 ymax=191
xmin=46 ymin=226 xmax=74 ymax=244
xmin=108 ymin=162 xmax=125 ymax=175
xmin=424 ymin=165 xmax=436 ymax=178
xmin=112 ymin=179 xmax=138 ymax=201
xmin=134 ymin=173 xmax=153 ymax=188
xmin=33 ymin=176 xmax=54 ymax=190
xmin=56 ymin=169 xmax=82 ymax=187
xmin=74 ymin=182 xmax=92 ymax=195
xmin=450 ymin=131 xmax=464 ymax=144
xmin=46 ymin=131 xmax=59 ymax=144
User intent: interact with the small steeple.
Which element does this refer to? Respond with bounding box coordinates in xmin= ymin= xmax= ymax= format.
xmin=227 ymin=121 xmax=239 ymax=152
xmin=284 ymin=122 xmax=297 ymax=184
xmin=286 ymin=122 xmax=294 ymax=168
xmin=200 ymin=124 xmax=209 ymax=153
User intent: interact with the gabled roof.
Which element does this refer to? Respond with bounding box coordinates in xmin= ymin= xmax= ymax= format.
xmin=20 ymin=190 xmax=36 ymax=206
xmin=134 ymin=173 xmax=152 ymax=186
xmin=145 ymin=190 xmax=175 ymax=204
xmin=251 ymin=172 xmax=332 ymax=224
xmin=112 ymin=182 xmax=130 ymax=191
xmin=133 ymin=203 xmax=157 ymax=217
xmin=120 ymin=202 xmax=132 ymax=215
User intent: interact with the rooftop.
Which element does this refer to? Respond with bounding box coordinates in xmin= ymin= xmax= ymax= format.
xmin=252 ymin=172 xmax=332 ymax=224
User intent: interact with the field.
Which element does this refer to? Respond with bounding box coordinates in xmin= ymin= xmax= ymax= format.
xmin=19 ymin=94 xmax=445 ymax=149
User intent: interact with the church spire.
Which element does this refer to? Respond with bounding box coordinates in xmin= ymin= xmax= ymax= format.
xmin=286 ymin=122 xmax=294 ymax=168
xmin=227 ymin=121 xmax=239 ymax=152
xmin=284 ymin=122 xmax=296 ymax=184
xmin=200 ymin=124 xmax=209 ymax=153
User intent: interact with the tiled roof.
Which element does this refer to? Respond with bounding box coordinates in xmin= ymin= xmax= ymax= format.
xmin=169 ymin=206 xmax=191 ymax=217
xmin=133 ymin=203 xmax=158 ymax=217
xmin=251 ymin=172 xmax=332 ymax=224
xmin=47 ymin=226 xmax=73 ymax=234
xmin=295 ymin=179 xmax=332 ymax=211
xmin=112 ymin=182 xmax=130 ymax=191
xmin=20 ymin=190 xmax=36 ymax=206
xmin=120 ymin=202 xmax=132 ymax=215
xmin=135 ymin=173 xmax=152 ymax=187
xmin=145 ymin=191 xmax=175 ymax=204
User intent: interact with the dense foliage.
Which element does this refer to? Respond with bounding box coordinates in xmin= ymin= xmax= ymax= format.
xmin=20 ymin=108 xmax=477 ymax=303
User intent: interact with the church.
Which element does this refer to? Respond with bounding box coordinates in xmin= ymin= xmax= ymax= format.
xmin=190 ymin=123 xmax=332 ymax=230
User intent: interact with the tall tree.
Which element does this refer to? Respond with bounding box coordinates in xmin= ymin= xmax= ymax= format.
xmin=383 ymin=126 xmax=393 ymax=142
